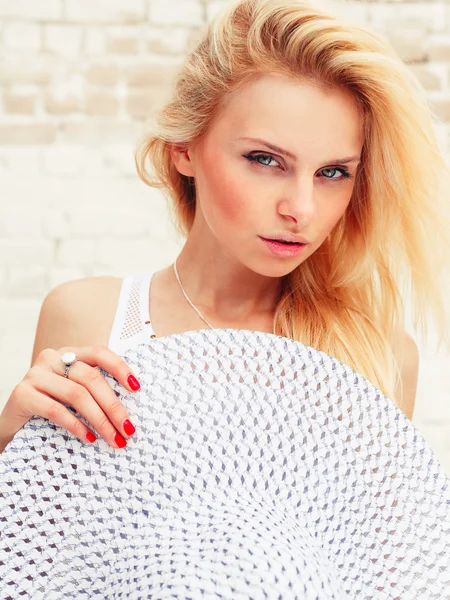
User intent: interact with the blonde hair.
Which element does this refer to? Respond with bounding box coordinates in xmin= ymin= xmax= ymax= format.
xmin=135 ymin=0 xmax=450 ymax=411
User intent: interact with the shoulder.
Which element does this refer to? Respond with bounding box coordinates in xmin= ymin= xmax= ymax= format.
xmin=394 ymin=331 xmax=420 ymax=420
xmin=31 ymin=276 xmax=123 ymax=365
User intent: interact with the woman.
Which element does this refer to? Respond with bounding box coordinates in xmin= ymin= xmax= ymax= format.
xmin=1 ymin=0 xmax=450 ymax=597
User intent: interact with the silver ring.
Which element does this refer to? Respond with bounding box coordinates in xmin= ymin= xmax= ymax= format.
xmin=60 ymin=351 xmax=79 ymax=378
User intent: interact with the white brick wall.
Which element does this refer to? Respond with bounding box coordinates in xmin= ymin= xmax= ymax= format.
xmin=1 ymin=0 xmax=450 ymax=476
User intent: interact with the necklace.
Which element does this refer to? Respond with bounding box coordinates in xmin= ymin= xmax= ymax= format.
xmin=173 ymin=259 xmax=277 ymax=335
xmin=173 ymin=259 xmax=216 ymax=330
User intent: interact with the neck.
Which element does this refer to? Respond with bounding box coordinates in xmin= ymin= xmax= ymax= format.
xmin=173 ymin=245 xmax=283 ymax=324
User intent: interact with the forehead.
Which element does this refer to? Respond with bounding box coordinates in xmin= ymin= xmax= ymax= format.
xmin=205 ymin=73 xmax=364 ymax=156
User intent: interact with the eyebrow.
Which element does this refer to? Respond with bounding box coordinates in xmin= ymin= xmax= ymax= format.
xmin=237 ymin=137 xmax=361 ymax=164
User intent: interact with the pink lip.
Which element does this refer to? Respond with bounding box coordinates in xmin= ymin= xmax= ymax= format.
xmin=259 ymin=236 xmax=307 ymax=257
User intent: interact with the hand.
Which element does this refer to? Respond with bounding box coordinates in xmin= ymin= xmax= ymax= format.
xmin=0 ymin=345 xmax=141 ymax=453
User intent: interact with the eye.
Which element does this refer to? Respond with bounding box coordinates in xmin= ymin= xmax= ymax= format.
xmin=319 ymin=167 xmax=353 ymax=182
xmin=243 ymin=152 xmax=282 ymax=169
xmin=243 ymin=152 xmax=354 ymax=182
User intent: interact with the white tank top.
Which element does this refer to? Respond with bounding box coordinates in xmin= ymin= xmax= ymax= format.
xmin=107 ymin=271 xmax=156 ymax=356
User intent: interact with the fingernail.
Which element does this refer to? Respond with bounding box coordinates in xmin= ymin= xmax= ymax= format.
xmin=123 ymin=419 xmax=136 ymax=436
xmin=127 ymin=374 xmax=140 ymax=391
xmin=114 ymin=432 xmax=127 ymax=448
xmin=86 ymin=431 xmax=96 ymax=443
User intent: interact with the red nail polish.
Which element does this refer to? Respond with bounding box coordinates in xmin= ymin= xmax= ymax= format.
xmin=114 ymin=432 xmax=127 ymax=448
xmin=123 ymin=419 xmax=135 ymax=436
xmin=127 ymin=374 xmax=140 ymax=391
xmin=86 ymin=431 xmax=96 ymax=443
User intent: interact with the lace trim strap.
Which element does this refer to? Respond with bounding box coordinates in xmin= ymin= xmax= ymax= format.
xmin=108 ymin=273 xmax=154 ymax=353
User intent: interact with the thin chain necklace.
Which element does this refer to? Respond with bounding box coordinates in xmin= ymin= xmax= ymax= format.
xmin=173 ymin=259 xmax=216 ymax=330
xmin=172 ymin=259 xmax=277 ymax=335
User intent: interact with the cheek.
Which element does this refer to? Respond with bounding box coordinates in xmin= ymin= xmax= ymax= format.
xmin=317 ymin=194 xmax=351 ymax=236
xmin=217 ymin=188 xmax=244 ymax=222
xmin=203 ymin=163 xmax=250 ymax=224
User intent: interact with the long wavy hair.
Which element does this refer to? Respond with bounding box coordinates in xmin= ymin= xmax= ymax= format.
xmin=135 ymin=0 xmax=450 ymax=411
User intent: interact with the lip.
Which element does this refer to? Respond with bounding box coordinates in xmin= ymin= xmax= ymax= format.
xmin=259 ymin=236 xmax=308 ymax=257
xmin=266 ymin=233 xmax=309 ymax=244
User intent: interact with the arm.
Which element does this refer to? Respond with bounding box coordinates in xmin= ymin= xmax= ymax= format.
xmin=394 ymin=331 xmax=419 ymax=421
xmin=0 ymin=277 xmax=121 ymax=452
xmin=30 ymin=276 xmax=120 ymax=366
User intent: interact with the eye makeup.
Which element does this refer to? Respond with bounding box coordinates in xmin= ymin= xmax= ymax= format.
xmin=243 ymin=152 xmax=354 ymax=181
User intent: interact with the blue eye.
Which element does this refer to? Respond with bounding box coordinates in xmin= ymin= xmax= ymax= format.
xmin=243 ymin=152 xmax=353 ymax=182
xmin=244 ymin=153 xmax=281 ymax=168
xmin=320 ymin=167 xmax=352 ymax=181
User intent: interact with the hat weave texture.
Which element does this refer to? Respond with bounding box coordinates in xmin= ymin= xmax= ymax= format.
xmin=1 ymin=329 xmax=449 ymax=599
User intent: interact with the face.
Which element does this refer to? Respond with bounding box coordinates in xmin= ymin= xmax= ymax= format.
xmin=171 ymin=73 xmax=365 ymax=278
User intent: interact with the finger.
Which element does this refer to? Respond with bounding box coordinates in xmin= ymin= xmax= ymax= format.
xmin=37 ymin=346 xmax=141 ymax=394
xmin=62 ymin=358 xmax=137 ymax=440
xmin=2 ymin=381 xmax=100 ymax=448
xmin=28 ymin=369 xmax=128 ymax=448
xmin=70 ymin=345 xmax=141 ymax=393
xmin=64 ymin=361 xmax=136 ymax=442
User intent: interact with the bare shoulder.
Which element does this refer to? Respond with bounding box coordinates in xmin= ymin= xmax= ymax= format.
xmin=30 ymin=276 xmax=123 ymax=366
xmin=394 ymin=331 xmax=420 ymax=420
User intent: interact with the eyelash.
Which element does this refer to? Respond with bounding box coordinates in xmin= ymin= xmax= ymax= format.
xmin=243 ymin=152 xmax=354 ymax=182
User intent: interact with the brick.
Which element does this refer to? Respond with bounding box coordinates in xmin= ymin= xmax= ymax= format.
xmin=45 ymin=91 xmax=80 ymax=114
xmin=6 ymin=266 xmax=48 ymax=298
xmin=84 ymin=28 xmax=106 ymax=55
xmin=86 ymin=91 xmax=120 ymax=116
xmin=369 ymin=4 xmax=447 ymax=34
xmin=0 ymin=208 xmax=42 ymax=237
xmin=85 ymin=63 xmax=120 ymax=85
xmin=0 ymin=148 xmax=41 ymax=174
xmin=44 ymin=25 xmax=83 ymax=60
xmin=81 ymin=149 xmax=106 ymax=175
xmin=40 ymin=146 xmax=86 ymax=176
xmin=42 ymin=210 xmax=70 ymax=239
xmin=66 ymin=0 xmax=145 ymax=23
xmin=416 ymin=357 xmax=450 ymax=419
xmin=387 ymin=30 xmax=428 ymax=63
xmin=102 ymin=144 xmax=137 ymax=176
xmin=0 ymin=56 xmax=60 ymax=84
xmin=60 ymin=120 xmax=142 ymax=145
xmin=429 ymin=99 xmax=450 ymax=122
xmin=431 ymin=123 xmax=450 ymax=158
xmin=0 ymin=124 xmax=58 ymax=145
xmin=68 ymin=208 xmax=112 ymax=236
xmin=0 ymin=336 xmax=40 ymax=379
xmin=96 ymin=239 xmax=155 ymax=267
xmin=126 ymin=89 xmax=167 ymax=117
xmin=148 ymin=0 xmax=203 ymax=27
xmin=48 ymin=267 xmax=86 ymax=290
xmin=106 ymin=209 xmax=151 ymax=235
xmin=0 ymin=0 xmax=62 ymax=21
xmin=0 ymin=174 xmax=62 ymax=207
xmin=146 ymin=27 xmax=194 ymax=55
xmin=107 ymin=36 xmax=140 ymax=54
xmin=90 ymin=265 xmax=125 ymax=278
xmin=125 ymin=62 xmax=181 ymax=86
xmin=0 ymin=299 xmax=41 ymax=331
xmin=328 ymin=1 xmax=369 ymax=26
xmin=0 ymin=334 xmax=38 ymax=365
xmin=206 ymin=0 xmax=235 ymax=22
xmin=414 ymin=422 xmax=450 ymax=470
xmin=56 ymin=240 xmax=96 ymax=266
xmin=3 ymin=88 xmax=38 ymax=114
xmin=0 ymin=240 xmax=53 ymax=266
xmin=408 ymin=65 xmax=442 ymax=91
xmin=429 ymin=42 xmax=450 ymax=62
xmin=3 ymin=22 xmax=42 ymax=51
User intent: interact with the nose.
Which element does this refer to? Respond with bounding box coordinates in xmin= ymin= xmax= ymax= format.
xmin=277 ymin=176 xmax=316 ymax=225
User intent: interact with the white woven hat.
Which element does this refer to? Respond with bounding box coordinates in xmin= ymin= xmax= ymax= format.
xmin=1 ymin=329 xmax=449 ymax=599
